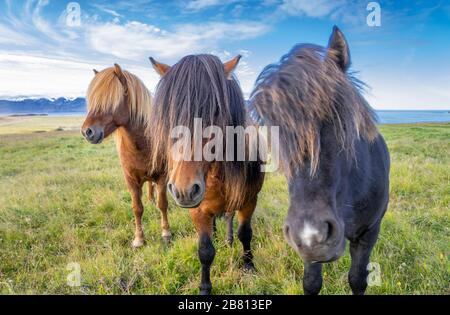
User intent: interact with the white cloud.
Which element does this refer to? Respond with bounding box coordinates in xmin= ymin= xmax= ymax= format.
xmin=0 ymin=53 xmax=95 ymax=99
xmin=364 ymin=74 xmax=450 ymax=110
xmin=0 ymin=52 xmax=160 ymax=99
xmin=88 ymin=21 xmax=172 ymax=59
xmin=235 ymin=60 xmax=258 ymax=97
xmin=239 ymin=49 xmax=252 ymax=57
xmin=88 ymin=21 xmax=269 ymax=59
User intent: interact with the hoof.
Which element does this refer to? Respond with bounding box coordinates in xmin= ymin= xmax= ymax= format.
xmin=199 ymin=288 xmax=212 ymax=295
xmin=243 ymin=262 xmax=257 ymax=273
xmin=199 ymin=283 xmax=212 ymax=295
xmin=304 ymin=290 xmax=320 ymax=296
xmin=132 ymin=238 xmax=145 ymax=248
xmin=162 ymin=231 xmax=172 ymax=244
xmin=226 ymin=237 xmax=234 ymax=247
xmin=162 ymin=235 xmax=172 ymax=244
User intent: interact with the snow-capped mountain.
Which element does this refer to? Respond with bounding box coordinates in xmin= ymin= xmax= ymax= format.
xmin=0 ymin=97 xmax=86 ymax=115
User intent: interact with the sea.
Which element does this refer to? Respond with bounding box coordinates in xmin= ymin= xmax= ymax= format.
xmin=375 ymin=110 xmax=450 ymax=124
xmin=2 ymin=110 xmax=450 ymax=125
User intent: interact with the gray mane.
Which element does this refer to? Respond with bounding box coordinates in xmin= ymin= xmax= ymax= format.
xmin=250 ymin=44 xmax=379 ymax=176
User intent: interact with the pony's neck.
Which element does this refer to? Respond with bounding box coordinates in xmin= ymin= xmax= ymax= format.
xmin=116 ymin=120 xmax=149 ymax=154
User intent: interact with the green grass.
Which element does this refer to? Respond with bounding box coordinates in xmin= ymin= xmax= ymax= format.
xmin=0 ymin=118 xmax=448 ymax=295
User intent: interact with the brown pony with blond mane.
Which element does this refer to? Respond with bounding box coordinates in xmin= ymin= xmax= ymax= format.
xmin=81 ymin=64 xmax=171 ymax=248
xmin=149 ymin=55 xmax=265 ymax=295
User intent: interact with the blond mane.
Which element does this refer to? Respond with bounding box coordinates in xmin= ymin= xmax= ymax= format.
xmin=87 ymin=67 xmax=152 ymax=127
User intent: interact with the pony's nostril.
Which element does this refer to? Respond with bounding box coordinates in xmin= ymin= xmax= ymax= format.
xmin=86 ymin=128 xmax=94 ymax=138
xmin=174 ymin=187 xmax=180 ymax=199
xmin=322 ymin=220 xmax=338 ymax=243
xmin=190 ymin=184 xmax=201 ymax=199
xmin=168 ymin=183 xmax=181 ymax=200
xmin=326 ymin=222 xmax=332 ymax=240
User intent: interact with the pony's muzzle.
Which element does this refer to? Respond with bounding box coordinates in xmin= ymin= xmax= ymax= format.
xmin=82 ymin=126 xmax=104 ymax=144
xmin=283 ymin=218 xmax=344 ymax=263
xmin=167 ymin=181 xmax=205 ymax=208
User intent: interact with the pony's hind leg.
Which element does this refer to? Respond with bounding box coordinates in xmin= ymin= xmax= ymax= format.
xmin=147 ymin=181 xmax=155 ymax=202
xmin=127 ymin=180 xmax=145 ymax=248
xmin=348 ymin=221 xmax=381 ymax=295
xmin=156 ymin=178 xmax=171 ymax=243
xmin=190 ymin=207 xmax=215 ymax=295
xmin=237 ymin=199 xmax=257 ymax=272
xmin=213 ymin=216 xmax=217 ymax=235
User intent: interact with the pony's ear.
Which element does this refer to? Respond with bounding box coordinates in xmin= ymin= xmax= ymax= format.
xmin=93 ymin=69 xmax=99 ymax=75
xmin=149 ymin=57 xmax=171 ymax=77
xmin=327 ymin=26 xmax=351 ymax=72
xmin=114 ymin=63 xmax=127 ymax=87
xmin=224 ymin=55 xmax=242 ymax=79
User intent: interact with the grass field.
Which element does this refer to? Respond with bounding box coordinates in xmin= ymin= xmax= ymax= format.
xmin=0 ymin=116 xmax=82 ymax=135
xmin=0 ymin=116 xmax=448 ymax=295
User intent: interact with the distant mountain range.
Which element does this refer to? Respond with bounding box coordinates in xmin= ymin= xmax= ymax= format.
xmin=0 ymin=97 xmax=86 ymax=115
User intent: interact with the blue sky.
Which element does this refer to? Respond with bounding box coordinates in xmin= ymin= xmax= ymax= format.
xmin=0 ymin=0 xmax=449 ymax=109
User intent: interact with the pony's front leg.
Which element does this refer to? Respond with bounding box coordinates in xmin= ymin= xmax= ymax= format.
xmin=155 ymin=178 xmax=171 ymax=243
xmin=190 ymin=207 xmax=215 ymax=295
xmin=237 ymin=199 xmax=256 ymax=272
xmin=226 ymin=212 xmax=235 ymax=246
xmin=127 ymin=180 xmax=145 ymax=248
xmin=348 ymin=223 xmax=381 ymax=295
xmin=303 ymin=262 xmax=323 ymax=295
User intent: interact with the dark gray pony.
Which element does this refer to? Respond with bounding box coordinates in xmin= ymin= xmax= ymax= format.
xmin=250 ymin=26 xmax=390 ymax=295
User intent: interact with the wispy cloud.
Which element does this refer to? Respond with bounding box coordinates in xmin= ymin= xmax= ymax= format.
xmin=279 ymin=0 xmax=345 ymax=18
xmin=185 ymin=0 xmax=239 ymax=11
xmin=0 ymin=24 xmax=35 ymax=46
xmin=91 ymin=4 xmax=123 ymax=18
xmin=31 ymin=0 xmax=69 ymax=43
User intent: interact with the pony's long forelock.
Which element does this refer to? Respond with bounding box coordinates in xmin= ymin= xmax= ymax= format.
xmin=149 ymin=54 xmax=260 ymax=211
xmin=250 ymin=44 xmax=379 ymax=177
xmin=87 ymin=67 xmax=152 ymax=127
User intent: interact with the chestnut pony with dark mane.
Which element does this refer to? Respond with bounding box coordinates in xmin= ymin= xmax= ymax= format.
xmin=250 ymin=27 xmax=390 ymax=295
xmin=150 ymin=55 xmax=265 ymax=295
xmin=81 ymin=64 xmax=171 ymax=248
